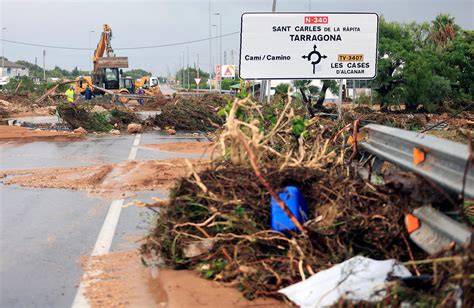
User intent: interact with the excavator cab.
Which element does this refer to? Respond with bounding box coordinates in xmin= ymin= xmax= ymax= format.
xmin=150 ymin=76 xmax=159 ymax=87
xmin=103 ymin=68 xmax=120 ymax=90
xmin=121 ymin=77 xmax=135 ymax=94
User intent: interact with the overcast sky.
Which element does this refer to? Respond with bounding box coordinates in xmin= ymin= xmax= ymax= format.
xmin=1 ymin=0 xmax=473 ymax=76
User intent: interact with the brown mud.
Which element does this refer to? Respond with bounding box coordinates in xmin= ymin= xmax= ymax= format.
xmin=0 ymin=125 xmax=84 ymax=142
xmin=81 ymin=250 xmax=289 ymax=308
xmin=141 ymin=141 xmax=214 ymax=155
xmin=0 ymin=158 xmax=210 ymax=199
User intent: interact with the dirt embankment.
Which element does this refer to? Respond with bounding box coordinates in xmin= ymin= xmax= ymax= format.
xmin=0 ymin=93 xmax=54 ymax=118
xmin=0 ymin=125 xmax=84 ymax=142
xmin=0 ymin=158 xmax=210 ymax=199
xmin=81 ymin=250 xmax=288 ymax=308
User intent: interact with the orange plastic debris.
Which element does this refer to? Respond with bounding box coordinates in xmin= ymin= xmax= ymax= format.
xmin=348 ymin=135 xmax=354 ymax=144
xmin=348 ymin=132 xmax=365 ymax=145
xmin=405 ymin=214 xmax=420 ymax=234
xmin=413 ymin=147 xmax=426 ymax=165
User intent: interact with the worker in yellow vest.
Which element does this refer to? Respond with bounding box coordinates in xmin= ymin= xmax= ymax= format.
xmin=65 ymin=87 xmax=75 ymax=103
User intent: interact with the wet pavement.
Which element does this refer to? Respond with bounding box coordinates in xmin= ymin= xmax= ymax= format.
xmin=159 ymin=84 xmax=176 ymax=96
xmin=5 ymin=115 xmax=60 ymax=125
xmin=0 ymin=131 xmax=206 ymax=307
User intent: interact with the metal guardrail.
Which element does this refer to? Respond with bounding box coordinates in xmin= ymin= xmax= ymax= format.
xmin=408 ymin=206 xmax=472 ymax=254
xmin=175 ymin=89 xmax=234 ymax=96
xmin=358 ymin=124 xmax=473 ymax=199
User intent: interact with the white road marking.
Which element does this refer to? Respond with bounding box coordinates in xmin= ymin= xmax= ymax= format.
xmin=71 ymin=134 xmax=141 ymax=308
xmin=128 ymin=134 xmax=141 ymax=160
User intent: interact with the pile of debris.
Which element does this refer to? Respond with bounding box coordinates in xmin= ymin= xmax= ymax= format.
xmin=0 ymin=92 xmax=52 ymax=118
xmin=153 ymin=93 xmax=228 ymax=131
xmin=124 ymin=93 xmax=172 ymax=111
xmin=56 ymin=102 xmax=140 ymax=132
xmin=143 ymin=97 xmax=473 ymax=306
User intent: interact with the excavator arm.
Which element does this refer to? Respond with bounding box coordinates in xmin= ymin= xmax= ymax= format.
xmin=92 ymin=24 xmax=128 ymax=73
xmin=76 ymin=24 xmax=129 ymax=95
xmin=92 ymin=24 xmax=115 ymax=73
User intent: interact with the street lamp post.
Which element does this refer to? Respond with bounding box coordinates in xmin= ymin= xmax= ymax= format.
xmin=186 ymin=46 xmax=190 ymax=90
xmin=1 ymin=27 xmax=6 ymax=77
xmin=182 ymin=51 xmax=185 ymax=89
xmin=212 ymin=24 xmax=218 ymax=92
xmin=208 ymin=0 xmax=212 ymax=92
xmin=214 ymin=13 xmax=222 ymax=93
xmin=88 ymin=30 xmax=95 ymax=73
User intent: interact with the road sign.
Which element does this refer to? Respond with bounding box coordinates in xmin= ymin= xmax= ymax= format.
xmin=221 ymin=65 xmax=236 ymax=78
xmin=194 ymin=78 xmax=202 ymax=86
xmin=239 ymin=12 xmax=379 ymax=80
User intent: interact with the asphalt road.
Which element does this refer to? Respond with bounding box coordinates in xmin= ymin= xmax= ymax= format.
xmin=159 ymin=83 xmax=176 ymax=96
xmin=0 ymin=132 xmax=205 ymax=307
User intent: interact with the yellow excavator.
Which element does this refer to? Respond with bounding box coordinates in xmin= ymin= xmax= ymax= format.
xmin=75 ymin=24 xmax=134 ymax=103
xmin=135 ymin=76 xmax=161 ymax=96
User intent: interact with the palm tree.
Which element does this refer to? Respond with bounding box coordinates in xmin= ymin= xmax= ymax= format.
xmin=292 ymin=80 xmax=320 ymax=117
xmin=291 ymin=79 xmax=340 ymax=116
xmin=430 ymin=14 xmax=460 ymax=48
xmin=315 ymin=80 xmax=338 ymax=108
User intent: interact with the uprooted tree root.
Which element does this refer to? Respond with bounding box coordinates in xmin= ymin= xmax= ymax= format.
xmin=144 ymin=162 xmax=430 ymax=298
xmin=153 ymin=93 xmax=228 ymax=131
xmin=57 ymin=102 xmax=140 ymax=131
xmin=143 ymin=96 xmax=473 ymax=305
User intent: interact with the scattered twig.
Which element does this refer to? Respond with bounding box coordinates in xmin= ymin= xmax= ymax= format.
xmin=420 ymin=101 xmax=474 ymax=133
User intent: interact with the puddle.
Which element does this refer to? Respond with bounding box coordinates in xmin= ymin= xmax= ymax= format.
xmin=82 ymin=250 xmax=289 ymax=308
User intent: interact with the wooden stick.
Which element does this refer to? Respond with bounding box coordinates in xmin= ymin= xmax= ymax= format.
xmin=35 ymin=80 xmax=77 ymax=104
xmin=346 ymin=118 xmax=361 ymax=164
xmin=402 ymin=233 xmax=421 ymax=276
xmin=403 ymin=256 xmax=467 ymax=266
xmin=14 ymin=80 xmax=23 ymax=94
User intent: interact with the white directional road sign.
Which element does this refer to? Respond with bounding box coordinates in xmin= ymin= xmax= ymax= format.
xmin=239 ymin=12 xmax=379 ymax=80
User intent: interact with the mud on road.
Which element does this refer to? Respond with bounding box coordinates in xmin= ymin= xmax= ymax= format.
xmin=81 ymin=250 xmax=289 ymax=308
xmin=0 ymin=125 xmax=84 ymax=142
xmin=0 ymin=158 xmax=210 ymax=199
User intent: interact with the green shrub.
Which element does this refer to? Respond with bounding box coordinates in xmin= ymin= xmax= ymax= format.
xmin=4 ymin=76 xmax=35 ymax=95
xmin=221 ymin=79 xmax=239 ymax=90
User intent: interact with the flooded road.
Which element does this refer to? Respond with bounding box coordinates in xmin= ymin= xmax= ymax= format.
xmin=0 ymin=132 xmax=207 ymax=307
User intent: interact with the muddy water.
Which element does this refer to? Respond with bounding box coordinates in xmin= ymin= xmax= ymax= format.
xmin=141 ymin=141 xmax=215 ymax=155
xmin=82 ymin=250 xmax=289 ymax=308
xmin=155 ymin=270 xmax=290 ymax=308
xmin=82 ymin=251 xmax=165 ymax=307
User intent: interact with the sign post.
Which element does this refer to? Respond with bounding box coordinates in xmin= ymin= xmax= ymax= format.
xmin=216 ymin=64 xmax=221 ymax=94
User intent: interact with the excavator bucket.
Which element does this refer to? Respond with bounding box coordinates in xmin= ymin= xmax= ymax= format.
xmin=96 ymin=57 xmax=129 ymax=68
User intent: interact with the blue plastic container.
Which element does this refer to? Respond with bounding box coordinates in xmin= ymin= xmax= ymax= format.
xmin=271 ymin=186 xmax=308 ymax=232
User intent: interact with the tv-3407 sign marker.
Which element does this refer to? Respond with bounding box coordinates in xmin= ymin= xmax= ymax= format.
xmin=239 ymin=12 xmax=379 ymax=80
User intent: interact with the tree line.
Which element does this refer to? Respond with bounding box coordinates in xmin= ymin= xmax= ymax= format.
xmin=14 ymin=60 xmax=153 ymax=81
xmin=275 ymin=14 xmax=472 ymax=113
